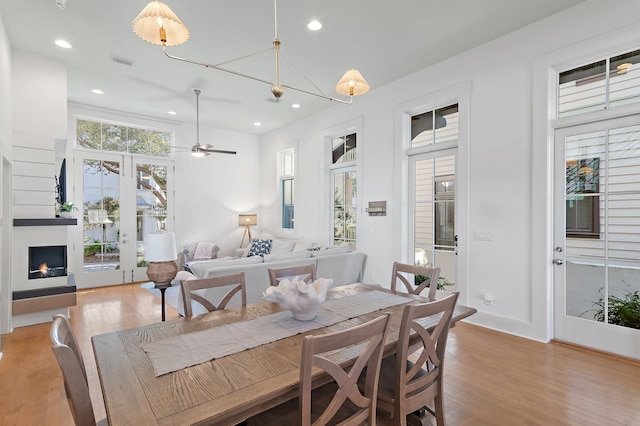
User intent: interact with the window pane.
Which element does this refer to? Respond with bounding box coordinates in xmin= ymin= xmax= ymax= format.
xmin=609 ymin=50 xmax=640 ymax=109
xmin=101 ymin=124 xmax=128 ymax=152
xmin=282 ymin=178 xmax=294 ymax=229
xmin=332 ymin=134 xmax=356 ymax=164
xmin=128 ymin=128 xmax=151 ymax=155
xmin=332 ymin=170 xmax=356 ymax=247
xmin=77 ymin=120 xmax=102 ymax=149
xmin=83 ymin=159 xmax=121 ymax=273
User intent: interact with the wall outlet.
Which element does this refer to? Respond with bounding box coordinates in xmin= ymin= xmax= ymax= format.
xmin=484 ymin=294 xmax=493 ymax=305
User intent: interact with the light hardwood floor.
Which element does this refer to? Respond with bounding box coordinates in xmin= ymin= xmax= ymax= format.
xmin=0 ymin=283 xmax=639 ymax=425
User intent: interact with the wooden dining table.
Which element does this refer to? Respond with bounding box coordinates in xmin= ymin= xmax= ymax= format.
xmin=92 ymin=283 xmax=476 ymax=426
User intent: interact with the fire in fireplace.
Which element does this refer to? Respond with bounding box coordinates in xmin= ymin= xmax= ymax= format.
xmin=28 ymin=245 xmax=67 ymax=279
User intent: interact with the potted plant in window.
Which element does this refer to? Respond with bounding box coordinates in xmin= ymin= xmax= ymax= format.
xmin=58 ymin=202 xmax=78 ymax=218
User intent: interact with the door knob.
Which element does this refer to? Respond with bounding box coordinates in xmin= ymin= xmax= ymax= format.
xmin=553 ymin=258 xmax=564 ymax=265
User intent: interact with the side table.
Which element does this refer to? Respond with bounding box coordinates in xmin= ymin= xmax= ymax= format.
xmin=140 ymin=281 xmax=172 ymax=321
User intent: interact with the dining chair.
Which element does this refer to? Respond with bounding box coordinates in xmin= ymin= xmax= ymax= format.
xmin=180 ymin=272 xmax=247 ymax=316
xmin=245 ymin=312 xmax=392 ymax=426
xmin=375 ymin=292 xmax=459 ymax=426
xmin=268 ymin=263 xmax=316 ymax=286
xmin=50 ymin=314 xmax=107 ymax=426
xmin=391 ymin=262 xmax=441 ymax=301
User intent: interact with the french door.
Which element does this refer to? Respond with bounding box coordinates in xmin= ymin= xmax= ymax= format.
xmin=553 ymin=115 xmax=640 ymax=358
xmin=409 ymin=148 xmax=457 ymax=288
xmin=73 ymin=151 xmax=174 ymax=288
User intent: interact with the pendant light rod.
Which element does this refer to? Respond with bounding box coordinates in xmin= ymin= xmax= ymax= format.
xmin=133 ymin=0 xmax=370 ymax=103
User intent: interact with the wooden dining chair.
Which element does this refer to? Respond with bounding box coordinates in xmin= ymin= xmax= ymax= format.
xmin=50 ymin=314 xmax=107 ymax=426
xmin=375 ymin=292 xmax=459 ymax=426
xmin=268 ymin=263 xmax=316 ymax=286
xmin=245 ymin=312 xmax=392 ymax=426
xmin=180 ymin=272 xmax=246 ymax=316
xmin=391 ymin=262 xmax=441 ymax=301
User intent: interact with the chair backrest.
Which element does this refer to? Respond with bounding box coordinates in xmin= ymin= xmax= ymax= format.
xmin=393 ymin=292 xmax=459 ymax=420
xmin=180 ymin=272 xmax=247 ymax=316
xmin=268 ymin=264 xmax=317 ymax=286
xmin=391 ymin=261 xmax=441 ymax=301
xmin=50 ymin=314 xmax=97 ymax=426
xmin=299 ymin=312 xmax=391 ymax=426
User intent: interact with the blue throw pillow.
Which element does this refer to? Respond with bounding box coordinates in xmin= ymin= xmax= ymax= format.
xmin=247 ymin=238 xmax=272 ymax=257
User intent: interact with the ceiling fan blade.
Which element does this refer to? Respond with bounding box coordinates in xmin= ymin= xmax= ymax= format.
xmin=199 ymin=144 xmax=237 ymax=155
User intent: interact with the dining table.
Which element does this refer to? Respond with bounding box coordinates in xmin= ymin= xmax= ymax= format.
xmin=91 ymin=283 xmax=477 ymax=426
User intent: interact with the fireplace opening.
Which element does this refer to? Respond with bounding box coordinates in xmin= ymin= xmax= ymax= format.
xmin=28 ymin=245 xmax=67 ymax=279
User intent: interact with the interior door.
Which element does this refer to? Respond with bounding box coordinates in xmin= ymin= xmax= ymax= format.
xmin=553 ymin=116 xmax=640 ymax=358
xmin=409 ymin=149 xmax=457 ymax=288
xmin=74 ymin=152 xmax=174 ymax=287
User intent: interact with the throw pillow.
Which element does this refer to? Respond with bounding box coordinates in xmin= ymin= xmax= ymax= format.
xmin=269 ymin=239 xmax=296 ymax=254
xmin=247 ymin=238 xmax=272 ymax=257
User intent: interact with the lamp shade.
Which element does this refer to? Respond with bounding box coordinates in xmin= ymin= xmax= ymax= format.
xmin=132 ymin=1 xmax=190 ymax=46
xmin=144 ymin=232 xmax=177 ymax=262
xmin=335 ymin=69 xmax=370 ymax=97
xmin=239 ymin=214 xmax=258 ymax=226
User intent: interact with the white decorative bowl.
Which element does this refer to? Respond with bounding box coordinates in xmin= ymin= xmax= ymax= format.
xmin=263 ymin=277 xmax=333 ymax=321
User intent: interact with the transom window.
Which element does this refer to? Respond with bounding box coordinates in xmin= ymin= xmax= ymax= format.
xmin=411 ymin=104 xmax=459 ymax=148
xmin=77 ymin=119 xmax=171 ymax=157
xmin=558 ymin=48 xmax=640 ymax=117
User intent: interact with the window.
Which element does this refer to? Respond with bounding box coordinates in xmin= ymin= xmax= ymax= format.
xmin=411 ymin=104 xmax=459 ymax=148
xmin=278 ymin=148 xmax=295 ymax=229
xmin=76 ymin=119 xmax=171 ymax=157
xmin=331 ymin=134 xmax=357 ymax=248
xmin=566 ymin=157 xmax=600 ymax=238
xmin=558 ymin=48 xmax=640 ymax=117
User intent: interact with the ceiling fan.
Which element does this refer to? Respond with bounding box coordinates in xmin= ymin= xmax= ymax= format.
xmin=191 ymin=88 xmax=237 ymax=157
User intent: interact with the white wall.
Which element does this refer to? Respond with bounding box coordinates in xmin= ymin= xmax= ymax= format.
xmin=0 ymin=10 xmax=13 ymax=339
xmin=258 ymin=0 xmax=640 ymax=342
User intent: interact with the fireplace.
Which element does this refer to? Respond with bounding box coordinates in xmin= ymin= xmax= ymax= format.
xmin=28 ymin=245 xmax=68 ymax=279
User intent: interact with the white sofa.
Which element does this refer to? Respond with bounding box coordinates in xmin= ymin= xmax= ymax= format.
xmin=163 ymin=239 xmax=367 ymax=316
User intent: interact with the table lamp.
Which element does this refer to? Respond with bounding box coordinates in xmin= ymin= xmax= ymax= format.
xmin=239 ymin=214 xmax=257 ymax=247
xmin=144 ymin=232 xmax=178 ymax=285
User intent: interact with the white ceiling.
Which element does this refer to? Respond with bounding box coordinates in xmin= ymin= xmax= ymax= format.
xmin=0 ymin=0 xmax=585 ymax=134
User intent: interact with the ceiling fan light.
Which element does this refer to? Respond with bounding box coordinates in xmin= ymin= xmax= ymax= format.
xmin=191 ymin=147 xmax=206 ymax=157
xmin=335 ymin=69 xmax=370 ymax=97
xmin=132 ymin=1 xmax=190 ymax=46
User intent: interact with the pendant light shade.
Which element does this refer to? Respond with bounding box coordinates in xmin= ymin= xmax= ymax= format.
xmin=132 ymin=1 xmax=190 ymax=46
xmin=335 ymin=69 xmax=370 ymax=97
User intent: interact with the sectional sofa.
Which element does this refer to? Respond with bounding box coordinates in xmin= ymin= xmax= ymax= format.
xmin=161 ymin=239 xmax=367 ymax=316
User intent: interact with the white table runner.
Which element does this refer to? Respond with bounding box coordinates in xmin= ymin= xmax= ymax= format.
xmin=141 ymin=290 xmax=411 ymax=376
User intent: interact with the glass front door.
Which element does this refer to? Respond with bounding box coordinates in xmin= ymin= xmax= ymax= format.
xmin=554 ymin=116 xmax=640 ymax=358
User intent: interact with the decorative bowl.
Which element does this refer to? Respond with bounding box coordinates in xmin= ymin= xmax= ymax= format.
xmin=263 ymin=276 xmax=333 ymax=321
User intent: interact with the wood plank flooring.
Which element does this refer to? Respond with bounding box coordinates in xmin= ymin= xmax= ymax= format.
xmin=0 ymin=283 xmax=639 ymax=425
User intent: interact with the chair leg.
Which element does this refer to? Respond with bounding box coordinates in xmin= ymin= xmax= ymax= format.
xmin=434 ymin=394 xmax=445 ymax=426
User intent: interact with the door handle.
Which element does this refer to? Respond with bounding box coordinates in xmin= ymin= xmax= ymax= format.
xmin=553 ymin=258 xmax=564 ymax=265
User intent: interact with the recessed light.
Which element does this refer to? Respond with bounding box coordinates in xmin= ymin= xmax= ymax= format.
xmin=54 ymin=39 xmax=72 ymax=49
xmin=253 ymin=122 xmax=262 ymax=127
xmin=168 ymin=111 xmax=177 ymax=115
xmin=307 ymin=20 xmax=322 ymax=31
xmin=291 ymin=104 xmax=300 ymax=109
xmin=91 ymin=89 xmax=104 ymax=95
